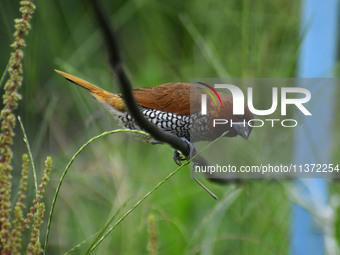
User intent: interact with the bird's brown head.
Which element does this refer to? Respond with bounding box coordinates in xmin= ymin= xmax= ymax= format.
xmin=205 ymin=92 xmax=254 ymax=141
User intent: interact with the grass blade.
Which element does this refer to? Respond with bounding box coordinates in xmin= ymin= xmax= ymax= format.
xmin=44 ymin=129 xmax=151 ymax=254
xmin=18 ymin=116 xmax=38 ymax=195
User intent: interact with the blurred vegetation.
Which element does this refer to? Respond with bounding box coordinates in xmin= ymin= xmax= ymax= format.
xmin=1 ymin=0 xmax=339 ymax=254
xmin=0 ymin=1 xmax=53 ymax=254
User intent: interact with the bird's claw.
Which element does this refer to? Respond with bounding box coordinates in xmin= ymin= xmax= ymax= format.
xmin=173 ymin=150 xmax=186 ymax=166
xmin=173 ymin=139 xmax=198 ymax=166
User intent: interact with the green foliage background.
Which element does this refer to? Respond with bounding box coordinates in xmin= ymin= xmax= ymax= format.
xmin=1 ymin=0 xmax=339 ymax=254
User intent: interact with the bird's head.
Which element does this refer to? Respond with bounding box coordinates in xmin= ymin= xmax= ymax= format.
xmin=226 ymin=110 xmax=253 ymax=140
xmin=207 ymin=93 xmax=254 ymax=141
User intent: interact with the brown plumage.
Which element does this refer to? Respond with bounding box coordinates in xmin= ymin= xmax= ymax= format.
xmin=55 ymin=70 xmax=195 ymax=114
xmin=55 ymin=70 xmax=253 ymax=142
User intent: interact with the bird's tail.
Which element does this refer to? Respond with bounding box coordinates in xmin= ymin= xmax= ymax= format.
xmin=55 ymin=69 xmax=126 ymax=111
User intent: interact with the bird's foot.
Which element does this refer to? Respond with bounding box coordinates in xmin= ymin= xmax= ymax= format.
xmin=173 ymin=139 xmax=198 ymax=166
xmin=173 ymin=150 xmax=186 ymax=166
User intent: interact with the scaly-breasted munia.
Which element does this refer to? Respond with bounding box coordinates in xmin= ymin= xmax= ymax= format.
xmin=55 ymin=70 xmax=253 ymax=149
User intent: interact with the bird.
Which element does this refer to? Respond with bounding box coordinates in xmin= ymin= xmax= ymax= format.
xmin=55 ymin=70 xmax=253 ymax=163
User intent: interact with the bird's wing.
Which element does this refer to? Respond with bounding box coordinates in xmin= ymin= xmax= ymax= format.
xmin=133 ymin=83 xmax=201 ymax=115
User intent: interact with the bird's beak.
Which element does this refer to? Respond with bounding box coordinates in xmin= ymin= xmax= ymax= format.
xmin=233 ymin=123 xmax=252 ymax=140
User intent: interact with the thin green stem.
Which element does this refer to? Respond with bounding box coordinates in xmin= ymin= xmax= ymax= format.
xmin=47 ymin=127 xmax=231 ymax=254
xmin=0 ymin=56 xmax=10 ymax=90
xmin=86 ymin=161 xmax=189 ymax=254
xmin=85 ymin=130 xmax=232 ymax=254
xmin=44 ymin=129 xmax=150 ymax=254
xmin=17 ymin=116 xmax=38 ymax=195
xmin=63 ymin=198 xmax=131 ymax=254
xmin=0 ymin=57 xmax=10 ymax=122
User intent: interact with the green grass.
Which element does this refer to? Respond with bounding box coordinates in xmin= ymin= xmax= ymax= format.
xmin=1 ymin=0 xmax=339 ymax=254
